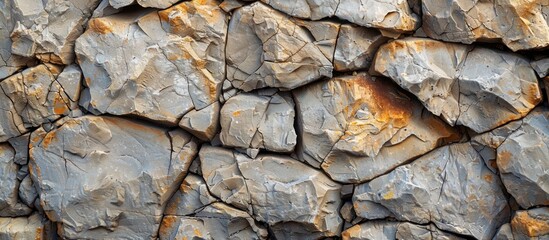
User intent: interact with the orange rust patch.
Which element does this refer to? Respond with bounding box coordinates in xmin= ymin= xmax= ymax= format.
xmin=523 ymin=83 xmax=542 ymax=105
xmin=180 ymin=181 xmax=192 ymax=193
xmin=483 ymin=174 xmax=493 ymax=183
xmin=88 ymin=18 xmax=113 ymax=34
xmin=52 ymin=94 xmax=68 ymax=115
xmin=35 ymin=227 xmax=43 ymax=240
xmin=159 ymin=216 xmax=177 ymax=236
xmin=41 ymin=131 xmax=57 ymax=148
xmin=232 ymin=110 xmax=241 ymax=117
xmin=497 ymin=150 xmax=512 ymax=169
xmin=423 ymin=114 xmax=461 ymax=144
xmin=342 ymin=225 xmax=361 ymax=240
xmin=193 ymin=229 xmax=202 ymax=237
xmin=512 ymin=211 xmax=549 ymax=237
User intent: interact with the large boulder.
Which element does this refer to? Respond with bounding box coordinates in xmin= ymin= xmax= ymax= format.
xmin=353 ymin=143 xmax=510 ymax=239
xmin=497 ymin=108 xmax=549 ymax=208
xmin=292 ymin=72 xmax=460 ymax=183
xmin=373 ymin=38 xmax=541 ymax=133
xmin=29 ymin=115 xmax=199 ymax=239
xmin=225 ymin=2 xmax=333 ymax=92
xmin=200 ymin=145 xmax=343 ymax=239
xmin=76 ymin=0 xmax=227 ymax=124
xmin=422 ymin=0 xmax=549 ymax=51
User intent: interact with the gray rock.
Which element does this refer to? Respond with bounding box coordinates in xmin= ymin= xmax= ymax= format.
xmin=293 ymin=72 xmax=461 ymax=183
xmin=0 ymin=64 xmax=82 ymax=142
xmin=159 ymin=202 xmax=268 ymax=240
xmin=0 ymin=0 xmax=34 ymax=79
xmin=293 ymin=19 xmax=340 ymax=63
xmin=226 ymin=2 xmax=333 ymax=92
xmin=18 ymin=175 xmax=36 ymax=208
xmin=261 ymin=0 xmax=419 ymax=33
xmin=354 ymin=143 xmax=510 ymax=239
xmin=179 ymin=102 xmax=220 ymax=141
xmin=9 ymin=0 xmax=100 ymax=64
xmin=342 ymin=221 xmax=464 ymax=240
xmin=0 ymin=214 xmax=48 ymax=239
xmin=422 ymin=0 xmax=549 ymax=51
xmin=493 ymin=224 xmax=514 ymax=240
xmin=108 ymin=0 xmax=179 ymax=9
xmin=220 ymin=0 xmax=245 ymax=12
xmin=164 ymin=173 xmax=217 ymax=216
xmin=373 ymin=38 xmax=541 ymax=133
xmin=220 ymin=90 xmax=297 ymax=153
xmin=497 ymin=108 xmax=549 ymax=209
xmin=76 ymin=0 xmax=227 ymax=124
xmin=200 ymin=145 xmax=343 ymax=239
xmin=29 ymin=115 xmax=199 ymax=239
xmin=0 ymin=143 xmax=32 ymax=217
xmin=510 ymin=208 xmax=549 ymax=240
xmin=334 ymin=25 xmax=388 ymax=71
xmin=8 ymin=133 xmax=30 ymax=165
xmin=531 ymin=58 xmax=549 ymax=78
xmin=471 ymin=120 xmax=523 ymax=173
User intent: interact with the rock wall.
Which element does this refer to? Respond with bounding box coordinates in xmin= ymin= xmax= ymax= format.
xmin=0 ymin=0 xmax=548 ymax=239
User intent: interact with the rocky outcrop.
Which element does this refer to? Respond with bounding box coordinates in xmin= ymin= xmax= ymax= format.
xmin=76 ymin=0 xmax=227 ymax=124
xmin=353 ymin=143 xmax=510 ymax=239
xmin=293 ymin=72 xmax=460 ymax=182
xmin=29 ymin=115 xmax=198 ymax=239
xmin=200 ymin=145 xmax=343 ymax=239
xmin=422 ymin=0 xmax=549 ymax=51
xmin=373 ymin=38 xmax=541 ymax=133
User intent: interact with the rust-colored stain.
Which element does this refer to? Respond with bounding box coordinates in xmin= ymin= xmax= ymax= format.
xmin=483 ymin=174 xmax=493 ymax=183
xmin=42 ymin=131 xmax=57 ymax=149
xmin=523 ymin=83 xmax=542 ymax=105
xmin=193 ymin=228 xmax=202 ymax=237
xmin=52 ymin=94 xmax=68 ymax=115
xmin=382 ymin=190 xmax=395 ymax=200
xmin=512 ymin=210 xmax=549 ymax=237
xmin=342 ymin=225 xmax=361 ymax=240
xmin=159 ymin=216 xmax=177 ymax=236
xmin=88 ymin=18 xmax=113 ymax=34
xmin=232 ymin=110 xmax=241 ymax=117
xmin=423 ymin=114 xmax=461 ymax=144
xmin=180 ymin=180 xmax=192 ymax=193
xmin=497 ymin=150 xmax=512 ymax=169
xmin=35 ymin=227 xmax=43 ymax=240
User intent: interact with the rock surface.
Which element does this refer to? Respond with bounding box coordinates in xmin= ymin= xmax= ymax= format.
xmin=0 ymin=143 xmax=32 ymax=217
xmin=342 ymin=221 xmax=464 ymax=240
xmin=510 ymin=208 xmax=549 ymax=239
xmin=0 ymin=214 xmax=48 ymax=239
xmin=334 ymin=25 xmax=388 ymax=71
xmin=29 ymin=115 xmax=198 ymax=239
xmin=422 ymin=0 xmax=549 ymax=51
xmin=373 ymin=38 xmax=541 ymax=133
xmin=226 ymin=2 xmax=333 ymax=91
xmin=353 ymin=143 xmax=510 ymax=239
xmin=200 ymin=145 xmax=343 ymax=239
xmin=497 ymin=108 xmax=549 ymax=209
xmin=220 ymin=90 xmax=297 ymax=152
xmin=293 ymin=72 xmax=460 ymax=182
xmin=76 ymin=0 xmax=227 ymax=124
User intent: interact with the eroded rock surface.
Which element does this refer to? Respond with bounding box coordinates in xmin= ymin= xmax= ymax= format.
xmin=220 ymin=90 xmax=297 ymax=153
xmin=0 ymin=143 xmax=32 ymax=217
xmin=374 ymin=38 xmax=541 ymax=133
xmin=29 ymin=115 xmax=198 ymax=239
xmin=342 ymin=221 xmax=464 ymax=240
xmin=334 ymin=25 xmax=388 ymax=71
xmin=497 ymin=108 xmax=549 ymax=209
xmin=293 ymin=72 xmax=460 ymax=182
xmin=0 ymin=214 xmax=48 ymax=239
xmin=200 ymin=145 xmax=343 ymax=239
xmin=353 ymin=143 xmax=509 ymax=239
xmin=422 ymin=0 xmax=549 ymax=51
xmin=0 ymin=64 xmax=81 ymax=142
xmin=226 ymin=2 xmax=333 ymax=91
xmin=510 ymin=208 xmax=549 ymax=240
xmin=76 ymin=0 xmax=227 ymax=124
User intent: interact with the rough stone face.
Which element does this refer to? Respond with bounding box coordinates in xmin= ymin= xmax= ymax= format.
xmin=0 ymin=143 xmax=32 ymax=217
xmin=0 ymin=0 xmax=33 ymax=79
xmin=510 ymin=208 xmax=549 ymax=239
xmin=29 ymin=115 xmax=199 ymax=239
xmin=0 ymin=214 xmax=47 ymax=239
xmin=261 ymin=0 xmax=419 ymax=33
xmin=163 ymin=173 xmax=217 ymax=216
xmin=8 ymin=0 xmax=101 ymax=64
xmin=293 ymin=72 xmax=460 ymax=182
xmin=334 ymin=25 xmax=389 ymax=71
xmin=497 ymin=108 xmax=549 ymax=208
xmin=159 ymin=202 xmax=268 ymax=240
xmin=353 ymin=143 xmax=510 ymax=239
xmin=76 ymin=0 xmax=227 ymax=124
xmin=200 ymin=145 xmax=343 ymax=239
xmin=422 ymin=0 xmax=549 ymax=51
xmin=531 ymin=58 xmax=549 ymax=78
xmin=179 ymin=102 xmax=220 ymax=141
xmin=341 ymin=221 xmax=464 ymax=240
xmin=109 ymin=0 xmax=178 ymax=9
xmin=0 ymin=64 xmax=81 ymax=142
xmin=373 ymin=38 xmax=541 ymax=133
xmin=220 ymin=90 xmax=297 ymax=153
xmin=226 ymin=2 xmax=333 ymax=92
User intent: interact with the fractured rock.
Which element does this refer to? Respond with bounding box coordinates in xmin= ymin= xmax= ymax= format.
xmin=373 ymin=38 xmax=541 ymax=133
xmin=0 ymin=0 xmax=33 ymax=79
xmin=179 ymin=102 xmax=220 ymax=141
xmin=220 ymin=90 xmax=297 ymax=153
xmin=0 ymin=214 xmax=48 ymax=239
xmin=497 ymin=108 xmax=549 ymax=208
xmin=159 ymin=202 xmax=268 ymax=240
xmin=76 ymin=0 xmax=227 ymax=124
xmin=353 ymin=143 xmax=510 ymax=239
xmin=342 ymin=221 xmax=464 ymax=240
xmin=422 ymin=0 xmax=549 ymax=51
xmin=0 ymin=143 xmax=32 ymax=217
xmin=200 ymin=145 xmax=343 ymax=239
xmin=261 ymin=0 xmax=419 ymax=33
xmin=226 ymin=2 xmax=333 ymax=92
xmin=29 ymin=115 xmax=199 ymax=239
xmin=8 ymin=0 xmax=101 ymax=64
xmin=0 ymin=64 xmax=81 ymax=142
xmin=109 ymin=0 xmax=178 ymax=9
xmin=292 ymin=72 xmax=460 ymax=183
xmin=334 ymin=25 xmax=389 ymax=71
xmin=164 ymin=173 xmax=217 ymax=216
xmin=531 ymin=58 xmax=549 ymax=78
xmin=510 ymin=208 xmax=549 ymax=239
